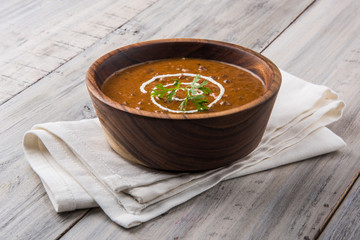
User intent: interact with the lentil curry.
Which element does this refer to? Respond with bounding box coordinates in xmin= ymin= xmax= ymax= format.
xmin=102 ymin=58 xmax=266 ymax=113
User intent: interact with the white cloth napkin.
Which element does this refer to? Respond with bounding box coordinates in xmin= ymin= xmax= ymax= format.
xmin=23 ymin=70 xmax=345 ymax=228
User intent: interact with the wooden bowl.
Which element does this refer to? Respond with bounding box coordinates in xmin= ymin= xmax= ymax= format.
xmin=86 ymin=39 xmax=281 ymax=171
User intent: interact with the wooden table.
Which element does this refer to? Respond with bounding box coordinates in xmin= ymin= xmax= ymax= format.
xmin=1 ymin=0 xmax=359 ymax=239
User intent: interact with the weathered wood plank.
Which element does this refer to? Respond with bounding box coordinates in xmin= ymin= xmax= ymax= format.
xmin=0 ymin=0 xmax=157 ymax=104
xmin=318 ymin=171 xmax=360 ymax=240
xmin=2 ymin=0 xmax=358 ymax=239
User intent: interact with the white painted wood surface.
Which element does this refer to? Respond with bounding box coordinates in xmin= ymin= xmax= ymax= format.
xmin=1 ymin=0 xmax=359 ymax=239
xmin=318 ymin=171 xmax=360 ymax=240
xmin=0 ymin=0 xmax=156 ymax=104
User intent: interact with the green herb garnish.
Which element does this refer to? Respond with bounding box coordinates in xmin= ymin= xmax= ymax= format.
xmin=151 ymin=75 xmax=212 ymax=112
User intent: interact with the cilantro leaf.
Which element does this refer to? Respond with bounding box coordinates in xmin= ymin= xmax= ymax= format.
xmin=151 ymin=74 xmax=212 ymax=112
xmin=166 ymin=89 xmax=176 ymax=102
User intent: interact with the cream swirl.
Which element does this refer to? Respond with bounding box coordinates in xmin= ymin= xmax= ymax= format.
xmin=140 ymin=73 xmax=225 ymax=113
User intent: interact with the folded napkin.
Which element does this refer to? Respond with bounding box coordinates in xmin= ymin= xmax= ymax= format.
xmin=23 ymin=70 xmax=345 ymax=228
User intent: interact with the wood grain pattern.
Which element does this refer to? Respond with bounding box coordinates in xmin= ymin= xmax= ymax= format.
xmin=4 ymin=0 xmax=359 ymax=239
xmin=86 ymin=39 xmax=281 ymax=171
xmin=318 ymin=171 xmax=360 ymax=240
xmin=0 ymin=0 xmax=157 ymax=104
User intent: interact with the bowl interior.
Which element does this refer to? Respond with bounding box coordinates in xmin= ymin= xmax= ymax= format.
xmin=87 ymin=39 xmax=281 ymax=118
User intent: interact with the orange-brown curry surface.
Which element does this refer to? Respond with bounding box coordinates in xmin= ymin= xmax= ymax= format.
xmin=101 ymin=58 xmax=266 ymax=113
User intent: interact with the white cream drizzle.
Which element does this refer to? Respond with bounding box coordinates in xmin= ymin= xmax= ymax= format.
xmin=140 ymin=73 xmax=225 ymax=113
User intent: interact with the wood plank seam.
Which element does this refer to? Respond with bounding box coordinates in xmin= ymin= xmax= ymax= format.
xmin=261 ymin=0 xmax=317 ymax=53
xmin=315 ymin=169 xmax=360 ymax=239
xmin=54 ymin=210 xmax=91 ymax=240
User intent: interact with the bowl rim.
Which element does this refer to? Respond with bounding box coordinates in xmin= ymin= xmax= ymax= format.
xmin=86 ymin=38 xmax=282 ymax=120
